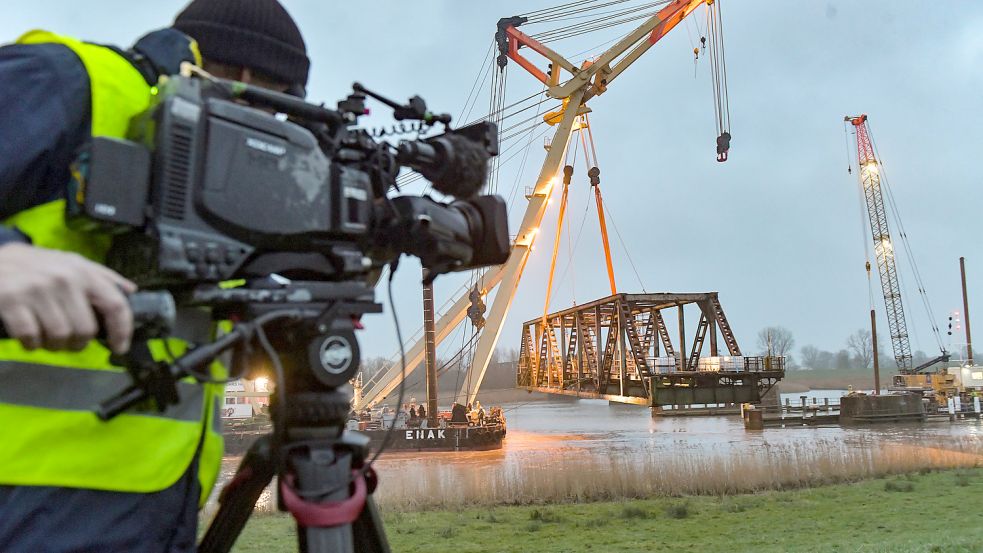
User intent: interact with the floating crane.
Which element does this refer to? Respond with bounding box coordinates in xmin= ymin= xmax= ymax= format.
xmin=357 ymin=0 xmax=731 ymax=410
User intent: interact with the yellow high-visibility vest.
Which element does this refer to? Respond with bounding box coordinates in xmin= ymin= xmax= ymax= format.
xmin=0 ymin=30 xmax=223 ymax=505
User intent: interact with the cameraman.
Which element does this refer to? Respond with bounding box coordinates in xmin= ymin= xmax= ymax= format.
xmin=0 ymin=1 xmax=310 ymax=551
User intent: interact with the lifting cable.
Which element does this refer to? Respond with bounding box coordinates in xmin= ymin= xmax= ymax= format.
xmin=844 ymin=123 xmax=877 ymax=314
xmin=534 ymin=3 xmax=662 ymax=25
xmin=542 ymin=125 xmax=581 ymax=322
xmin=566 ymin=138 xmax=579 ymax=305
xmin=568 ymin=32 xmax=627 ymax=62
xmin=505 ymin=85 xmax=550 ymax=211
xmin=363 ymin=275 xmax=478 ymax=393
xmin=396 ymin=111 xmax=554 ymax=193
xmin=536 ymin=10 xmax=668 ymax=44
xmin=464 ymin=44 xmax=505 ymax=393
xmin=453 ymin=317 xmax=469 ymax=401
xmin=406 ymin=330 xmax=476 ymax=388
xmin=523 ymin=0 xmax=636 ymax=23
xmin=579 ymin=114 xmax=618 ymax=295
xmin=552 ymin=187 xmax=597 ymax=298
xmin=458 ymin=42 xmax=495 ymax=127
xmin=706 ymin=0 xmax=731 ymax=162
xmin=520 ymin=0 xmax=603 ymax=22
xmin=487 ymin=62 xmax=509 ymax=194
xmin=447 ymin=326 xmax=480 ymax=400
xmin=867 ymin=128 xmax=945 ymax=352
xmin=530 ymin=2 xmax=670 ymax=42
xmin=600 ymin=200 xmax=648 ymax=293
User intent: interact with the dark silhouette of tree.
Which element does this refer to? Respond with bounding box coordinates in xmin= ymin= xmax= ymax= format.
xmin=846 ymin=329 xmax=873 ymax=368
xmin=757 ymin=326 xmax=795 ymax=357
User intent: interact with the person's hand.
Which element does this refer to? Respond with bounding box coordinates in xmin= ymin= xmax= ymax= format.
xmin=0 ymin=243 xmax=137 ymax=353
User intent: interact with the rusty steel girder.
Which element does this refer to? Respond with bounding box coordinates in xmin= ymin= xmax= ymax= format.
xmin=516 ymin=292 xmax=785 ymax=407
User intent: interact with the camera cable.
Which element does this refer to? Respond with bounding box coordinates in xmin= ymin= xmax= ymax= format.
xmin=364 ymin=260 xmax=408 ymax=469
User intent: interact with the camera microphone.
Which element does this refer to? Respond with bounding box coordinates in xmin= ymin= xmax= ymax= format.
xmin=395 ymin=121 xmax=499 ymax=199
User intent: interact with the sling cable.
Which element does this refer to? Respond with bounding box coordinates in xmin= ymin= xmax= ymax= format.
xmin=542 ymin=112 xmax=618 ymax=319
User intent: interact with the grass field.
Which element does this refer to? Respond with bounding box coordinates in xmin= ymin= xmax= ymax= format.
xmin=780 ymin=367 xmax=882 ymax=392
xmin=223 ymin=467 xmax=983 ymax=553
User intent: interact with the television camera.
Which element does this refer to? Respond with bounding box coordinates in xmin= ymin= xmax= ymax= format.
xmin=60 ymin=67 xmax=511 ymax=552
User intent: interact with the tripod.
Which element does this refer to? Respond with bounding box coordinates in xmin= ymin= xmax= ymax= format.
xmin=199 ymin=392 xmax=390 ymax=553
xmin=97 ymin=282 xmax=392 ymax=553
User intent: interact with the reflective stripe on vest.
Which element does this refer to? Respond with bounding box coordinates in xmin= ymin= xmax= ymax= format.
xmin=1 ymin=30 xmax=224 ymax=502
xmin=0 ymin=361 xmax=204 ymax=420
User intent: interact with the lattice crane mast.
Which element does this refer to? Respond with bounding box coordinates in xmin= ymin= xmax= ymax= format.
xmin=357 ymin=0 xmax=729 ymax=410
xmin=846 ymin=114 xmax=913 ymax=372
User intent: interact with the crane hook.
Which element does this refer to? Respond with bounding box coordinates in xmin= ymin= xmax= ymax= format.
xmin=716 ymin=131 xmax=731 ymax=162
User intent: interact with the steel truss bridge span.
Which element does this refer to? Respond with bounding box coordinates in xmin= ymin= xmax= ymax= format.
xmin=517 ymin=292 xmax=785 ymax=407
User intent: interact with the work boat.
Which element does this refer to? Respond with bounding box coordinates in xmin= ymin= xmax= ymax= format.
xmin=220 ymin=378 xmax=506 ymax=455
xmin=348 ymin=404 xmax=506 ymax=453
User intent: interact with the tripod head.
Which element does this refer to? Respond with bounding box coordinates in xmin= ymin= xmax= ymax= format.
xmin=97 ymin=280 xmax=380 ymax=419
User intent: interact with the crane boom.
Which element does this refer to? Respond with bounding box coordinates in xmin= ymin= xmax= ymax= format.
xmin=847 ymin=114 xmax=913 ymax=372
xmin=357 ymin=0 xmax=716 ymax=409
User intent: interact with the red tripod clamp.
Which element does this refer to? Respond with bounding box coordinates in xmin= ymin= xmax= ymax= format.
xmin=280 ymin=467 xmax=378 ymax=528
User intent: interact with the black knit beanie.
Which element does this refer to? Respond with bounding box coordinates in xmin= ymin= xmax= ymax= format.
xmin=173 ymin=0 xmax=309 ymax=89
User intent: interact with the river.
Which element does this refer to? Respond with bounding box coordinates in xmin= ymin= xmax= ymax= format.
xmin=210 ymin=392 xmax=982 ymax=515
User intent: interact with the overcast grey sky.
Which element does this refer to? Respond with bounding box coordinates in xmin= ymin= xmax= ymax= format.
xmin=5 ymin=1 xmax=981 ymax=364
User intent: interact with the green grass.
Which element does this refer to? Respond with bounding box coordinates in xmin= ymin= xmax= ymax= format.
xmin=223 ymin=468 xmax=983 ymax=553
xmin=782 ymin=366 xmax=878 ymax=390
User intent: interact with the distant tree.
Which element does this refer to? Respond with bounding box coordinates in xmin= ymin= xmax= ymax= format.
xmin=816 ymin=350 xmax=835 ymax=369
xmin=362 ymin=356 xmax=389 ymax=377
xmin=436 ymin=356 xmax=462 ymax=374
xmin=800 ymin=345 xmax=822 ymax=370
xmin=834 ymin=349 xmax=852 ymax=370
xmin=757 ymin=326 xmax=795 ymax=357
xmin=846 ymin=329 xmax=873 ymax=368
xmin=800 ymin=345 xmax=836 ymax=370
xmin=876 ymin=335 xmax=892 ymax=368
xmin=492 ymin=347 xmax=520 ymax=365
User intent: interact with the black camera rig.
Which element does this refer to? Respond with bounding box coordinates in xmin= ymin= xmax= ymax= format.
xmin=65 ymin=69 xmax=513 ymax=553
xmin=68 ymin=71 xmax=509 ymax=286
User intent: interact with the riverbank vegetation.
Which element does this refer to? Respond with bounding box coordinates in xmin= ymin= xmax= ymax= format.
xmin=227 ymin=466 xmax=983 ymax=552
xmin=370 ymin=437 xmax=981 ymax=511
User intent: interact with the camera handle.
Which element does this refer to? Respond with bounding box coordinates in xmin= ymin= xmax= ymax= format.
xmin=96 ymin=321 xmax=255 ymax=420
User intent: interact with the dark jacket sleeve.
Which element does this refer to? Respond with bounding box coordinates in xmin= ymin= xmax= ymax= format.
xmin=0 ymin=42 xmax=91 ymax=244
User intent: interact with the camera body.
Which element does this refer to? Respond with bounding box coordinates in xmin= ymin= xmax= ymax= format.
xmin=67 ymin=75 xmax=509 ymax=288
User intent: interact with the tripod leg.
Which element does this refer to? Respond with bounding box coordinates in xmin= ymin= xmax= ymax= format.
xmin=352 ymin=496 xmax=392 ymax=553
xmin=198 ymin=435 xmax=275 ymax=553
xmin=291 ymin=444 xmax=357 ymax=552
